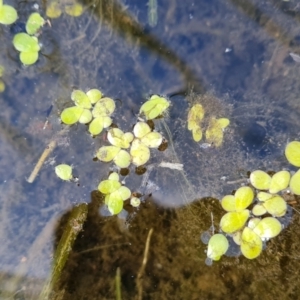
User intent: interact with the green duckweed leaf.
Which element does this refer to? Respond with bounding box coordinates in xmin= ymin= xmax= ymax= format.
xmin=55 ymin=164 xmax=72 ymax=181
xmin=130 ymin=139 xmax=150 ymax=166
xmin=133 ymin=122 xmax=151 ymax=139
xmin=61 ymin=106 xmax=83 ymax=125
xmin=290 ymin=169 xmax=300 ymax=195
xmin=123 ymin=132 xmax=134 ymax=144
xmin=252 ymin=217 xmax=282 ymax=239
xmin=46 ymin=1 xmax=62 ymax=18
xmin=86 ymin=89 xmax=102 ymax=104
xmin=92 ymin=97 xmax=115 ymax=117
xmin=262 ymin=195 xmax=287 ymax=217
xmin=252 ymin=204 xmax=267 ymax=216
xmin=78 ymin=109 xmax=92 ymax=124
xmin=205 ymin=117 xmax=224 ymax=147
xmin=240 ymin=227 xmax=262 ymax=259
xmin=65 ymin=3 xmax=84 ymax=17
xmin=140 ymin=95 xmax=170 ymax=120
xmin=106 ymin=191 xmax=123 ymax=215
xmin=247 ymin=218 xmax=261 ymax=230
xmin=117 ymin=186 xmax=131 ymax=200
xmin=257 ymin=192 xmax=273 ymax=202
xmin=232 ymin=231 xmax=242 ymax=245
xmin=103 ymin=116 xmax=113 ymax=128
xmin=107 ymin=128 xmax=132 ymax=149
xmin=217 ymin=118 xmax=230 ymax=129
xmin=130 ymin=197 xmax=141 ymax=207
xmin=250 ymin=170 xmax=271 ymax=190
xmin=192 ymin=126 xmax=202 ymax=142
xmin=0 ymin=80 xmax=5 ymax=93
xmin=141 ymin=132 xmax=163 ymax=148
xmin=221 ymin=195 xmax=236 ymax=212
xmin=89 ymin=117 xmax=104 ymax=135
xmin=235 ymin=186 xmax=254 ymax=211
xmin=187 ymin=104 xmax=205 ymax=131
xmin=71 ymin=89 xmax=91 ymax=109
xmin=269 ymin=170 xmax=290 ymax=194
xmin=96 ymin=146 xmax=121 ymax=162
xmin=19 ymin=51 xmax=39 ymax=65
xmin=108 ymin=172 xmax=119 ymax=181
xmin=26 ymin=12 xmax=44 ymax=35
xmin=13 ymin=33 xmax=40 ymax=52
xmin=98 ymin=179 xmax=121 ymax=194
xmin=0 ymin=4 xmax=18 ymax=25
xmin=285 ymin=141 xmax=300 ymax=167
xmin=113 ymin=149 xmax=131 ymax=168
xmin=220 ymin=210 xmax=250 ymax=233
xmin=207 ymin=234 xmax=229 ymax=261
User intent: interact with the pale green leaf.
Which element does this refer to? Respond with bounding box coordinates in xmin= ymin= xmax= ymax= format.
xmin=290 ymin=169 xmax=300 ymax=195
xmin=71 ymin=90 xmax=91 ymax=109
xmin=240 ymin=227 xmax=262 ymax=259
xmin=86 ymin=89 xmax=102 ymax=104
xmin=78 ymin=109 xmax=92 ymax=124
xmin=133 ymin=122 xmax=151 ymax=139
xmin=61 ymin=106 xmax=83 ymax=125
xmin=113 ymin=149 xmax=131 ymax=168
xmin=13 ymin=33 xmax=40 ymax=52
xmin=0 ymin=5 xmax=18 ymax=25
xmin=130 ymin=139 xmax=150 ymax=166
xmin=26 ymin=12 xmax=44 ymax=35
xmin=220 ymin=210 xmax=250 ymax=233
xmin=98 ymin=180 xmax=121 ymax=194
xmin=20 ymin=51 xmax=39 ymax=65
xmin=250 ymin=170 xmax=271 ymax=190
xmin=96 ymin=146 xmax=120 ymax=162
xmin=207 ymin=234 xmax=229 ymax=261
xmin=141 ymin=132 xmax=163 ymax=148
xmin=253 ymin=217 xmax=282 ymax=239
xmin=285 ymin=141 xmax=300 ymax=167
xmin=55 ymin=164 xmax=72 ymax=181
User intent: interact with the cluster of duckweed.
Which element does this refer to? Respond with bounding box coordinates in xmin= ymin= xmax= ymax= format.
xmin=12 ymin=12 xmax=45 ymax=65
xmin=0 ymin=65 xmax=5 ymax=92
xmin=0 ymin=0 xmax=17 ymax=25
xmin=187 ymin=103 xmax=230 ymax=147
xmin=57 ymin=91 xmax=169 ymax=215
xmin=204 ymin=140 xmax=300 ymax=264
xmin=46 ymin=0 xmax=83 ymax=19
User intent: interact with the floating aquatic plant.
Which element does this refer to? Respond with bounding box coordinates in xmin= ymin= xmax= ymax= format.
xmin=97 ymin=146 xmax=131 ymax=168
xmin=98 ymin=172 xmax=131 ymax=215
xmin=13 ymin=33 xmax=40 ymax=65
xmin=205 ymin=117 xmax=230 ymax=147
xmin=220 ymin=186 xmax=253 ymax=233
xmin=240 ymin=227 xmax=262 ymax=259
xmin=55 ymin=164 xmax=73 ymax=181
xmin=250 ymin=170 xmax=271 ymax=190
xmin=107 ymin=128 xmax=134 ymax=149
xmin=256 ymin=193 xmax=287 ymax=217
xmin=26 ymin=12 xmax=45 ymax=35
xmin=285 ymin=141 xmax=300 ymax=167
xmin=206 ymin=234 xmax=229 ymax=262
xmin=269 ymin=170 xmax=290 ymax=194
xmin=140 ymin=95 xmax=170 ymax=120
xmin=0 ymin=0 xmax=18 ymax=25
xmin=187 ymin=103 xmax=205 ymax=142
xmin=290 ymin=169 xmax=300 ymax=195
xmin=46 ymin=0 xmax=84 ymax=18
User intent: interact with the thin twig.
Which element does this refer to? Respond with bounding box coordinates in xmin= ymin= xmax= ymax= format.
xmin=115 ymin=267 xmax=122 ymax=300
xmin=27 ymin=127 xmax=68 ymax=183
xmin=136 ymin=228 xmax=153 ymax=300
xmin=27 ymin=139 xmax=57 ymax=183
